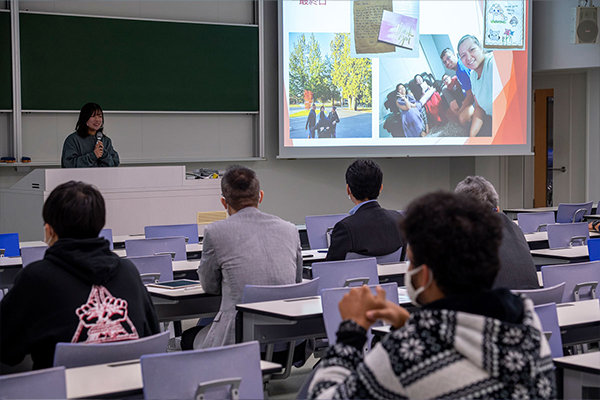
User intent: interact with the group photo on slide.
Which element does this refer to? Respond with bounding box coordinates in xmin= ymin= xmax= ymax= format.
xmin=379 ymin=33 xmax=495 ymax=139
xmin=287 ymin=33 xmax=372 ymax=140
xmin=281 ymin=0 xmax=528 ymax=152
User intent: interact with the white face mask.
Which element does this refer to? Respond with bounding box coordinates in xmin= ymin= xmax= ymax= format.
xmin=405 ymin=263 xmax=432 ymax=307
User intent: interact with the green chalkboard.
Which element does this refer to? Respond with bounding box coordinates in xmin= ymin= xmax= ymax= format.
xmin=0 ymin=11 xmax=12 ymax=110
xmin=19 ymin=13 xmax=259 ymax=111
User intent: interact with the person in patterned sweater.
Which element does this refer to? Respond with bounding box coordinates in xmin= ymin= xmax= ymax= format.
xmin=308 ymin=191 xmax=555 ymax=399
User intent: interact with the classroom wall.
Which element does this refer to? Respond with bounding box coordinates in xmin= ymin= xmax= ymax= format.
xmin=0 ymin=0 xmax=598 ymax=230
xmin=532 ymin=0 xmax=600 ymax=72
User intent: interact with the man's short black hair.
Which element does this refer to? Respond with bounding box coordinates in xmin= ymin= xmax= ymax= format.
xmin=221 ymin=165 xmax=260 ymax=211
xmin=440 ymin=48 xmax=454 ymax=59
xmin=42 ymin=181 xmax=106 ymax=239
xmin=345 ymin=159 xmax=382 ymax=201
xmin=401 ymin=191 xmax=502 ymax=296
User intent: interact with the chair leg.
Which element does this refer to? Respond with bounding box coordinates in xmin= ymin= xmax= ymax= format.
xmin=269 ymin=341 xmax=296 ymax=380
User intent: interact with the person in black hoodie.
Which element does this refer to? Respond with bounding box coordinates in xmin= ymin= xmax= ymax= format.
xmin=0 ymin=181 xmax=159 ymax=370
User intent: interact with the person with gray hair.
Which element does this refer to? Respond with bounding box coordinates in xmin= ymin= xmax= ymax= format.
xmin=455 ymin=176 xmax=539 ymax=289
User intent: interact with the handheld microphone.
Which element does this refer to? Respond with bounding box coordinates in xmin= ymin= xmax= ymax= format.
xmin=96 ymin=131 xmax=103 ymax=142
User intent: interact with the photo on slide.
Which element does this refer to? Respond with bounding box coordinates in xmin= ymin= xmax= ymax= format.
xmin=288 ymin=32 xmax=372 ymax=140
xmin=379 ymin=34 xmax=494 ymax=139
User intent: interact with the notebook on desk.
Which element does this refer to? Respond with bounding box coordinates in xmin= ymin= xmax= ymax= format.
xmin=147 ymin=279 xmax=202 ymax=290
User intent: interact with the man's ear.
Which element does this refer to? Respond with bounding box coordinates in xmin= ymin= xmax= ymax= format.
xmin=258 ymin=190 xmax=264 ymax=204
xmin=379 ymin=184 xmax=383 ymax=194
xmin=419 ymin=264 xmax=433 ymax=287
xmin=220 ymin=196 xmax=227 ymax=210
xmin=346 ymin=185 xmax=351 ymax=197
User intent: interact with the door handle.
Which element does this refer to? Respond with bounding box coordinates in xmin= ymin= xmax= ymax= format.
xmin=547 ymin=166 xmax=566 ymax=173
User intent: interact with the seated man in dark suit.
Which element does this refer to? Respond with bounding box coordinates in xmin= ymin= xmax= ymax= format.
xmin=325 ymin=159 xmax=404 ymax=261
xmin=455 ymin=175 xmax=539 ymax=289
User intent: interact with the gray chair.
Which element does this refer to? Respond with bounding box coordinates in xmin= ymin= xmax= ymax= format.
xmin=0 ymin=366 xmax=66 ymax=399
xmin=321 ymin=282 xmax=399 ymax=352
xmin=241 ymin=279 xmax=320 ymax=380
xmin=546 ymin=222 xmax=589 ymax=249
xmin=556 ymin=201 xmax=593 ymax=223
xmin=53 ymin=331 xmax=169 ymax=368
xmin=534 ymin=302 xmax=563 ymax=358
xmin=141 ymin=341 xmax=264 ymax=400
xmin=541 ymin=261 xmax=600 ymax=302
xmin=99 ymin=228 xmax=114 ymax=250
xmin=144 ymin=223 xmax=199 ymax=244
xmin=304 ymin=214 xmax=348 ymax=249
xmin=127 ymin=254 xmax=174 ymax=284
xmin=125 ymin=236 xmax=187 ymax=261
xmin=312 ymin=258 xmax=379 ymax=293
xmin=20 ymin=245 xmax=48 ymax=267
xmin=346 ymin=247 xmax=403 ymax=264
xmin=512 ymin=282 xmax=565 ymax=305
xmin=516 ymin=211 xmax=555 ymax=234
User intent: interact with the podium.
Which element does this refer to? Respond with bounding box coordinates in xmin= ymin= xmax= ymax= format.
xmin=0 ymin=166 xmax=222 ymax=241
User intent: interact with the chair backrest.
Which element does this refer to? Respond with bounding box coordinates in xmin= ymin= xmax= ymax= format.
xmin=242 ymin=278 xmax=319 ymax=303
xmin=556 ymin=201 xmax=593 ymax=223
xmin=0 ymin=366 xmax=66 ymax=399
xmin=304 ymin=214 xmax=347 ymax=249
xmin=127 ymin=254 xmax=174 ymax=283
xmin=321 ymin=283 xmax=399 ymax=349
xmin=589 ymin=238 xmax=600 ymax=261
xmin=144 ymin=224 xmax=199 ymax=244
xmin=141 ymin=341 xmax=263 ymax=400
xmin=125 ymin=237 xmax=187 ymax=261
xmin=346 ymin=247 xmax=403 ymax=264
xmin=534 ymin=302 xmax=563 ymax=358
xmin=20 ymin=245 xmax=48 ymax=267
xmin=512 ymin=282 xmax=565 ymax=305
xmin=312 ymin=258 xmax=379 ymax=293
xmin=516 ymin=212 xmax=555 ymax=234
xmin=541 ymin=261 xmax=600 ymax=302
xmin=53 ymin=331 xmax=170 ymax=368
xmin=99 ymin=228 xmax=114 ymax=250
xmin=0 ymin=232 xmax=20 ymax=257
xmin=546 ymin=222 xmax=589 ymax=249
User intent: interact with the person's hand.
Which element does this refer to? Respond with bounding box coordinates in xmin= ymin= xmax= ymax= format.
xmin=93 ymin=140 xmax=103 ymax=158
xmin=366 ymin=286 xmax=410 ymax=329
xmin=339 ymin=285 xmax=386 ymax=330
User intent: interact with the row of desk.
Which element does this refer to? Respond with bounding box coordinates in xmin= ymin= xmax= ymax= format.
xmin=64 ymin=358 xmax=282 ymax=398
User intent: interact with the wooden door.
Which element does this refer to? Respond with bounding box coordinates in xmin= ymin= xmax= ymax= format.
xmin=533 ymin=89 xmax=554 ymax=207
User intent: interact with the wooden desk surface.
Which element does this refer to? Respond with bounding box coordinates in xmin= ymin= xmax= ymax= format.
xmin=302 ymin=249 xmax=328 ymax=261
xmin=237 ymin=296 xmax=323 ymax=321
xmin=0 ymin=256 xmax=22 ymax=267
xmin=505 ymin=206 xmax=558 ymax=214
xmin=65 ymin=358 xmax=282 ymax=398
xmin=237 ymin=287 xmax=411 ymax=321
xmin=553 ymin=352 xmax=600 ymax=375
xmin=378 ymin=262 xmax=408 ymax=276
xmin=531 ymin=246 xmax=589 ymax=259
xmin=556 ymin=299 xmax=599 ymax=328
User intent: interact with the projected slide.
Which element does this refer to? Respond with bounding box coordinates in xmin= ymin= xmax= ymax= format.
xmin=280 ymin=0 xmax=530 ymax=157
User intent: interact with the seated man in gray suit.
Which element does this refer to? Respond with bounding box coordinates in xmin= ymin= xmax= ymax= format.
xmin=186 ymin=165 xmax=303 ymax=349
xmin=455 ymin=175 xmax=539 ymax=289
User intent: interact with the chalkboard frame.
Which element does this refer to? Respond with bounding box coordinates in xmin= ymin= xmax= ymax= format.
xmin=19 ymin=12 xmax=259 ymax=112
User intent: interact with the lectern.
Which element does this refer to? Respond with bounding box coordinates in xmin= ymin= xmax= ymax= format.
xmin=0 ymin=166 xmax=221 ymax=241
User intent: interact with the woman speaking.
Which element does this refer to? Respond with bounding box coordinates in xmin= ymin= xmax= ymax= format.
xmin=61 ymin=103 xmax=120 ymax=168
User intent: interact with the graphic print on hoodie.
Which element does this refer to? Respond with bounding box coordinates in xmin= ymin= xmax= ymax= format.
xmin=71 ymin=285 xmax=139 ymax=343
